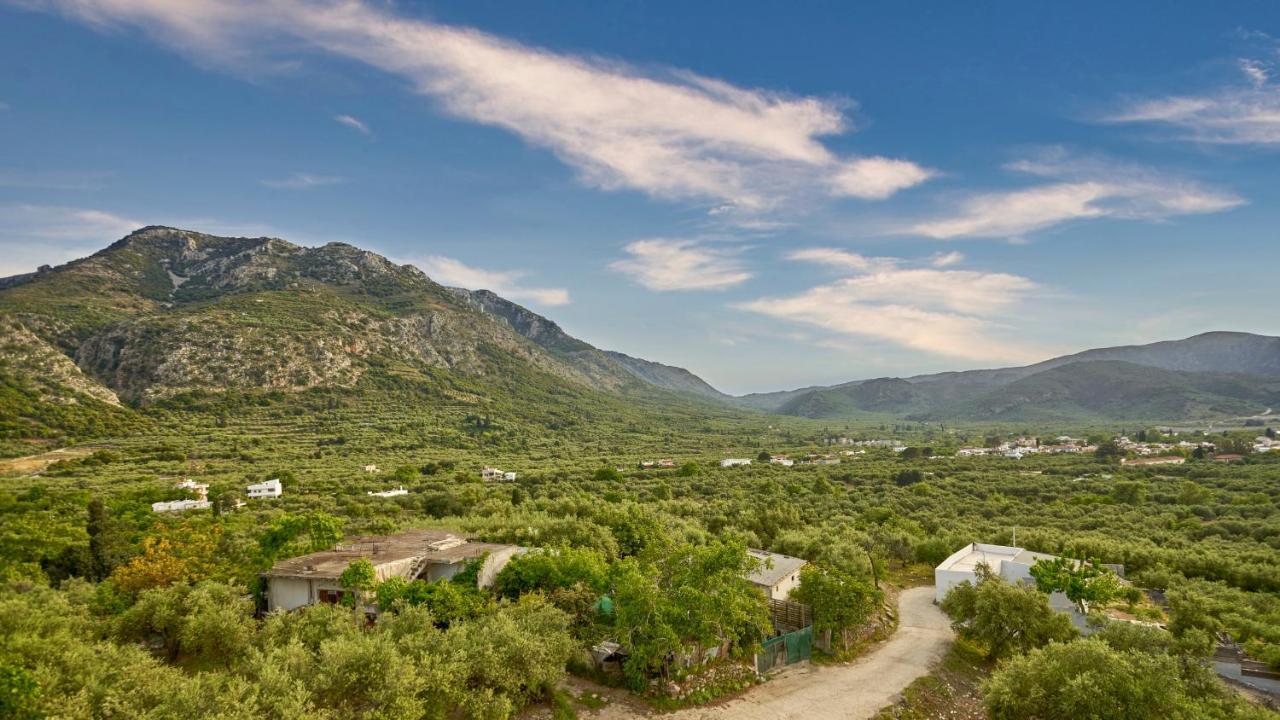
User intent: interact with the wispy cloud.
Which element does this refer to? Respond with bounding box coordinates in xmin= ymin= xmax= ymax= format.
xmin=929 ymin=250 xmax=964 ymax=267
xmin=21 ymin=0 xmax=932 ymax=213
xmin=412 ymin=255 xmax=569 ymax=306
xmin=610 ymin=238 xmax=753 ymax=291
xmin=1105 ymin=48 xmax=1280 ymax=145
xmin=903 ymin=150 xmax=1242 ymax=240
xmin=737 ymin=251 xmax=1045 ymax=363
xmin=0 ymin=204 xmax=143 ymax=276
xmin=334 ymin=113 xmax=371 ymax=135
xmin=260 ymin=172 xmax=346 ymax=189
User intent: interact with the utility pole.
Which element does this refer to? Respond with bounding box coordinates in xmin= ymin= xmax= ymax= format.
xmin=1011 ymin=526 xmax=1018 ymax=546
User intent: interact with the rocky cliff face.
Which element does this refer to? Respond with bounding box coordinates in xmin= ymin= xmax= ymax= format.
xmin=0 ymin=227 xmax=649 ymax=403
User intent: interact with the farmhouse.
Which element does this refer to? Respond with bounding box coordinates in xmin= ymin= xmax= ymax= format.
xmin=745 ymin=548 xmax=807 ymax=600
xmin=263 ymin=529 xmax=521 ymax=612
xmin=247 ymin=478 xmax=282 ymax=499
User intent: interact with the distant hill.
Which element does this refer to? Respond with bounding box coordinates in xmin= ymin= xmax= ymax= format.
xmin=747 ymin=332 xmax=1280 ymax=422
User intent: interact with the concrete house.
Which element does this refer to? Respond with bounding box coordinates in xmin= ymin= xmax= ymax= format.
xmin=247 ymin=478 xmax=282 ymax=499
xmin=263 ymin=529 xmax=521 ymax=612
xmin=720 ymin=458 xmax=752 ymax=468
xmin=934 ymin=543 xmax=1084 ymax=626
xmin=745 ymin=549 xmax=807 ymax=601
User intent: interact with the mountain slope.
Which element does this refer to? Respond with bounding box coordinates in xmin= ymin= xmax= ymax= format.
xmin=603 ymin=351 xmax=728 ymax=401
xmin=0 ymin=227 xmax=680 ymax=407
xmin=758 ymin=333 xmax=1280 ymax=421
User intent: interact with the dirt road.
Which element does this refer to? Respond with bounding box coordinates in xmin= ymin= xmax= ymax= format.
xmin=576 ymin=585 xmax=953 ymax=720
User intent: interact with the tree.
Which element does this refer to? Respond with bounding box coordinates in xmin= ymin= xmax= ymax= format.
xmin=1095 ymin=441 xmax=1124 ymax=463
xmin=675 ymin=462 xmax=701 ymax=477
xmin=941 ymin=565 xmax=1077 ymax=659
xmin=339 ymin=559 xmax=377 ymax=607
xmin=1029 ymin=556 xmax=1122 ymax=613
xmin=791 ymin=564 xmax=880 ymax=653
xmin=0 ymin=664 xmax=40 ymax=720
xmin=110 ymin=537 xmax=188 ymax=595
xmin=757 ymin=450 xmax=773 ymax=462
xmin=593 ymin=466 xmax=622 ymax=483
xmin=894 ymin=469 xmax=925 ymax=486
xmin=179 ymin=582 xmax=256 ymax=668
xmin=86 ymin=497 xmax=118 ymax=581
xmin=982 ymin=637 xmax=1240 ymax=720
xmin=1110 ymin=480 xmax=1148 ymax=505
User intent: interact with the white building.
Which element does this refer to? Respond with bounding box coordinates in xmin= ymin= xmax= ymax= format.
xmin=175 ymin=478 xmax=209 ymax=500
xmin=152 ymin=499 xmax=210 ymax=513
xmin=745 ymin=548 xmax=807 ymax=601
xmin=720 ymin=458 xmax=752 ymax=467
xmin=503 ymin=471 xmax=517 ymax=481
xmin=769 ymin=455 xmax=794 ymax=467
xmin=363 ymin=464 xmax=379 ymax=473
xmin=368 ymin=486 xmax=409 ymax=498
xmin=247 ymin=478 xmax=282 ymax=499
xmin=934 ymin=543 xmax=1083 ymax=625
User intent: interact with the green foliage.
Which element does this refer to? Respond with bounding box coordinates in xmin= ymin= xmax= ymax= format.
xmin=983 ymin=636 xmax=1266 ymax=720
xmin=593 ymin=466 xmax=622 ymax=483
xmin=374 ymin=577 xmax=490 ymax=625
xmin=940 ymin=566 xmax=1078 ymax=660
xmin=791 ymin=564 xmax=880 ymax=653
xmin=1029 ymin=556 xmax=1123 ymax=613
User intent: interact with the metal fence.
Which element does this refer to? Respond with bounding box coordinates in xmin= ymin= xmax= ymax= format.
xmin=756 ymin=626 xmax=812 ymax=674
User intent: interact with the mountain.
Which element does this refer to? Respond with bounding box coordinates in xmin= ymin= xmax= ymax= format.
xmin=751 ymin=333 xmax=1280 ymax=422
xmin=0 ymin=227 xmax=735 ymax=452
xmin=602 ymin=351 xmax=728 ymax=401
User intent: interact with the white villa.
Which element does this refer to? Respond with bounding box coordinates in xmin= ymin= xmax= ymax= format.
xmin=745 ymin=548 xmax=807 ymax=601
xmin=247 ymin=478 xmax=282 ymax=499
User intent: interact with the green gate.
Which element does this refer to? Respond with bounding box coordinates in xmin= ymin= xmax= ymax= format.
xmin=756 ymin=626 xmax=812 ymax=674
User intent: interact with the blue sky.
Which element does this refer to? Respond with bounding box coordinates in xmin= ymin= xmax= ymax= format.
xmin=1 ymin=1 xmax=1278 ymax=393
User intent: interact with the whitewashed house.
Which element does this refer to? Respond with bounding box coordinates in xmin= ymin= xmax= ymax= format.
xmin=175 ymin=478 xmax=209 ymax=501
xmin=769 ymin=455 xmax=795 ymax=467
xmin=503 ymin=471 xmax=517 ymax=481
xmin=247 ymin=478 xmax=282 ymax=499
xmin=363 ymin=464 xmax=379 ymax=473
xmin=720 ymin=458 xmax=752 ymax=467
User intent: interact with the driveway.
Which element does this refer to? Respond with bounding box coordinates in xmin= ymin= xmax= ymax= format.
xmin=574 ymin=585 xmax=953 ymax=720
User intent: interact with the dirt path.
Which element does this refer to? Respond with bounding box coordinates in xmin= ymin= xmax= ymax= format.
xmin=574 ymin=586 xmax=952 ymax=720
xmin=0 ymin=446 xmax=98 ymax=475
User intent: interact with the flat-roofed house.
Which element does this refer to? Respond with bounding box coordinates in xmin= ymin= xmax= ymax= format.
xmin=247 ymin=478 xmax=282 ymax=499
xmin=934 ymin=542 xmax=1084 ymax=626
xmin=745 ymin=548 xmax=807 ymax=601
xmin=263 ymin=529 xmax=521 ymax=612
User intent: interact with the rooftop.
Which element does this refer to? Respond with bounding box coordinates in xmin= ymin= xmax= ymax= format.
xmin=746 ymin=549 xmax=807 ymax=588
xmin=936 ymin=543 xmax=1057 ymax=574
xmin=264 ymin=528 xmax=509 ymax=580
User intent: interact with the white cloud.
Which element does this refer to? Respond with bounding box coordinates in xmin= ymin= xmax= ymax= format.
xmin=23 ymin=0 xmax=932 ymax=211
xmin=929 ymin=250 xmax=964 ymax=267
xmin=609 ymin=238 xmax=753 ymax=291
xmin=903 ymin=151 xmax=1242 ymax=240
xmin=1106 ymin=54 xmax=1280 ymax=145
xmin=260 ymin=172 xmax=346 ymax=189
xmin=737 ymin=251 xmax=1045 ymax=363
xmin=412 ymin=255 xmax=569 ymax=306
xmin=0 ymin=204 xmax=143 ymax=276
xmin=334 ymin=113 xmax=371 ymax=135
